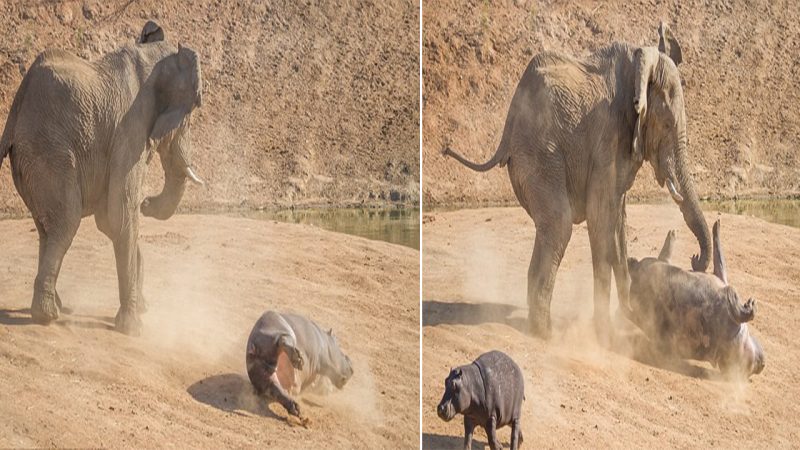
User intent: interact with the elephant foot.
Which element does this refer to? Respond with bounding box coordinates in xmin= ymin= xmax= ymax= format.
xmin=528 ymin=313 xmax=551 ymax=340
xmin=31 ymin=295 xmax=59 ymax=324
xmin=594 ymin=314 xmax=614 ymax=349
xmin=115 ymin=307 xmax=142 ymax=336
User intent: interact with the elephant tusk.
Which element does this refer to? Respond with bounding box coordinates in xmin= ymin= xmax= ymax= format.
xmin=667 ymin=179 xmax=683 ymax=204
xmin=184 ymin=166 xmax=205 ymax=186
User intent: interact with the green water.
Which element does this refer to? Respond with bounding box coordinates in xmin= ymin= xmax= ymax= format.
xmin=702 ymin=199 xmax=800 ymax=229
xmin=244 ymin=208 xmax=420 ymax=249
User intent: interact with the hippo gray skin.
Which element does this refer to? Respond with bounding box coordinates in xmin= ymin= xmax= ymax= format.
xmin=626 ymin=220 xmax=765 ymax=377
xmin=246 ymin=311 xmax=354 ymax=418
xmin=437 ymin=350 xmax=525 ymax=450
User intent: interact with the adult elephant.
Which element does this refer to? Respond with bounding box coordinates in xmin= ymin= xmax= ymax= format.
xmin=0 ymin=22 xmax=204 ymax=335
xmin=444 ymin=23 xmax=711 ymax=344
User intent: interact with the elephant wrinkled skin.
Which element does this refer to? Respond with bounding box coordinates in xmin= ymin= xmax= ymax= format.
xmin=444 ymin=23 xmax=711 ymax=344
xmin=0 ymin=22 xmax=203 ymax=335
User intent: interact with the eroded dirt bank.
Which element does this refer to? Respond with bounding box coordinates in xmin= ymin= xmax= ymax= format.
xmin=0 ymin=215 xmax=418 ymax=448
xmin=422 ymin=205 xmax=799 ymax=448
xmin=423 ymin=0 xmax=800 ymax=206
xmin=0 ymin=0 xmax=419 ymax=214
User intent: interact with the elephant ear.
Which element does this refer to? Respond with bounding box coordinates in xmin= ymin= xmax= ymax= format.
xmin=658 ymin=21 xmax=682 ymax=66
xmin=148 ymin=45 xmax=202 ymax=142
xmin=139 ymin=20 xmax=165 ymax=44
xmin=631 ymin=46 xmax=660 ymax=163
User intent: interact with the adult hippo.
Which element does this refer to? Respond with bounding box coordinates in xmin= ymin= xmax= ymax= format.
xmin=626 ymin=221 xmax=765 ymax=377
xmin=246 ymin=310 xmax=354 ymax=419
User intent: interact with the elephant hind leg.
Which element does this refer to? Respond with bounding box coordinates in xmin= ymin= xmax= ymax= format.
xmin=527 ymin=207 xmax=573 ymax=339
xmin=34 ymin=222 xmax=73 ymax=315
xmin=29 ymin=191 xmax=81 ymax=325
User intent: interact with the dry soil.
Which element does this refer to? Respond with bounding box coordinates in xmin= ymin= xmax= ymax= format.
xmin=0 ymin=215 xmax=419 ymax=448
xmin=423 ymin=0 xmax=800 ymax=206
xmin=422 ymin=204 xmax=800 ymax=448
xmin=0 ymin=0 xmax=420 ymax=215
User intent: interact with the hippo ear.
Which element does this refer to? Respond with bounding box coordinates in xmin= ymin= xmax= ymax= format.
xmin=327 ymin=328 xmax=334 ymax=337
xmin=453 ymin=368 xmax=462 ymax=377
xmin=247 ymin=342 xmax=257 ymax=356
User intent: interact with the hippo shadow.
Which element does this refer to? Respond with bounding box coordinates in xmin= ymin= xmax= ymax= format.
xmin=422 ymin=300 xmax=527 ymax=333
xmin=613 ymin=331 xmax=714 ymax=380
xmin=422 ymin=432 xmax=495 ymax=449
xmin=187 ymin=373 xmax=281 ymax=421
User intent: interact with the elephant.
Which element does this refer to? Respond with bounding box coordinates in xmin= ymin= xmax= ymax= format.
xmin=0 ymin=22 xmax=203 ymax=335
xmin=444 ymin=22 xmax=712 ymax=345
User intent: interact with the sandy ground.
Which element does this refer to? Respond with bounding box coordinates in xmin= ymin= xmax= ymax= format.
xmin=422 ymin=205 xmax=800 ymax=449
xmin=0 ymin=215 xmax=419 ymax=448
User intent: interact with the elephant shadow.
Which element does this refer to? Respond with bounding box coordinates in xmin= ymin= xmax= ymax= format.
xmin=613 ymin=331 xmax=713 ymax=380
xmin=187 ymin=373 xmax=282 ymax=421
xmin=422 ymin=300 xmax=527 ymax=333
xmin=0 ymin=308 xmax=34 ymax=326
xmin=0 ymin=308 xmax=114 ymax=331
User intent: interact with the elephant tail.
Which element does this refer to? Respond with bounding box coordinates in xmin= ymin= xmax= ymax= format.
xmin=442 ymin=115 xmax=513 ymax=172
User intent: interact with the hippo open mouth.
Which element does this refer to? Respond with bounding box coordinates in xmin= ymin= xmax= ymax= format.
xmin=275 ymin=350 xmax=296 ymax=392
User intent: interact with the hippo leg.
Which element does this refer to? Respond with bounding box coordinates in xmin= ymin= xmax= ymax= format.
xmin=658 ymin=230 xmax=677 ymax=262
xmin=278 ymin=335 xmax=305 ymax=370
xmin=485 ymin=416 xmax=500 ymax=450
xmin=510 ymin=418 xmax=521 ymax=450
xmin=266 ymin=372 xmax=301 ymax=417
xmin=463 ymin=416 xmax=476 ymax=450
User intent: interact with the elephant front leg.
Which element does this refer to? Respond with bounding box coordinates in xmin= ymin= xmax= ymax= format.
xmin=612 ymin=196 xmax=632 ymax=320
xmin=112 ymin=229 xmax=143 ymax=335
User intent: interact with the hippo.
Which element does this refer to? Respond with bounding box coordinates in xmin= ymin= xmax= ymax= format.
xmin=626 ymin=220 xmax=765 ymax=377
xmin=246 ymin=310 xmax=354 ymax=418
xmin=437 ymin=351 xmax=525 ymax=450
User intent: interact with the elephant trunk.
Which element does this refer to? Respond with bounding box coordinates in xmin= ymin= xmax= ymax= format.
xmin=141 ymin=163 xmax=187 ymax=220
xmin=672 ymin=139 xmax=711 ymax=272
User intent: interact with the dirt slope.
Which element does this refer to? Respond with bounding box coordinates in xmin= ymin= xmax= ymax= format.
xmin=0 ymin=0 xmax=419 ymax=216
xmin=422 ymin=205 xmax=800 ymax=448
xmin=0 ymin=215 xmax=419 ymax=448
xmin=423 ymin=0 xmax=800 ymax=206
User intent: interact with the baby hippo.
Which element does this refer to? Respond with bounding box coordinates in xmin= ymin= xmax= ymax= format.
xmin=246 ymin=310 xmax=354 ymax=418
xmin=626 ymin=220 xmax=765 ymax=377
xmin=437 ymin=351 xmax=524 ymax=450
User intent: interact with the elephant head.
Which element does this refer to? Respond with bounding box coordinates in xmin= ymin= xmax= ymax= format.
xmin=631 ymin=22 xmax=711 ymax=272
xmin=140 ymin=43 xmax=204 ymax=220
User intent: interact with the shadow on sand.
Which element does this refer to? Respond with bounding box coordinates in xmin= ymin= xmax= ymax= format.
xmin=613 ymin=331 xmax=714 ymax=380
xmin=0 ymin=307 xmax=115 ymax=331
xmin=422 ymin=432 xmax=494 ymax=449
xmin=423 ymin=300 xmax=714 ymax=380
xmin=187 ymin=373 xmax=283 ymax=421
xmin=422 ymin=300 xmax=527 ymax=333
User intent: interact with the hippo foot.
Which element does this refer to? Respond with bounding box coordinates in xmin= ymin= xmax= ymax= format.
xmin=31 ymin=295 xmax=59 ymax=324
xmin=115 ymin=307 xmax=142 ymax=336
